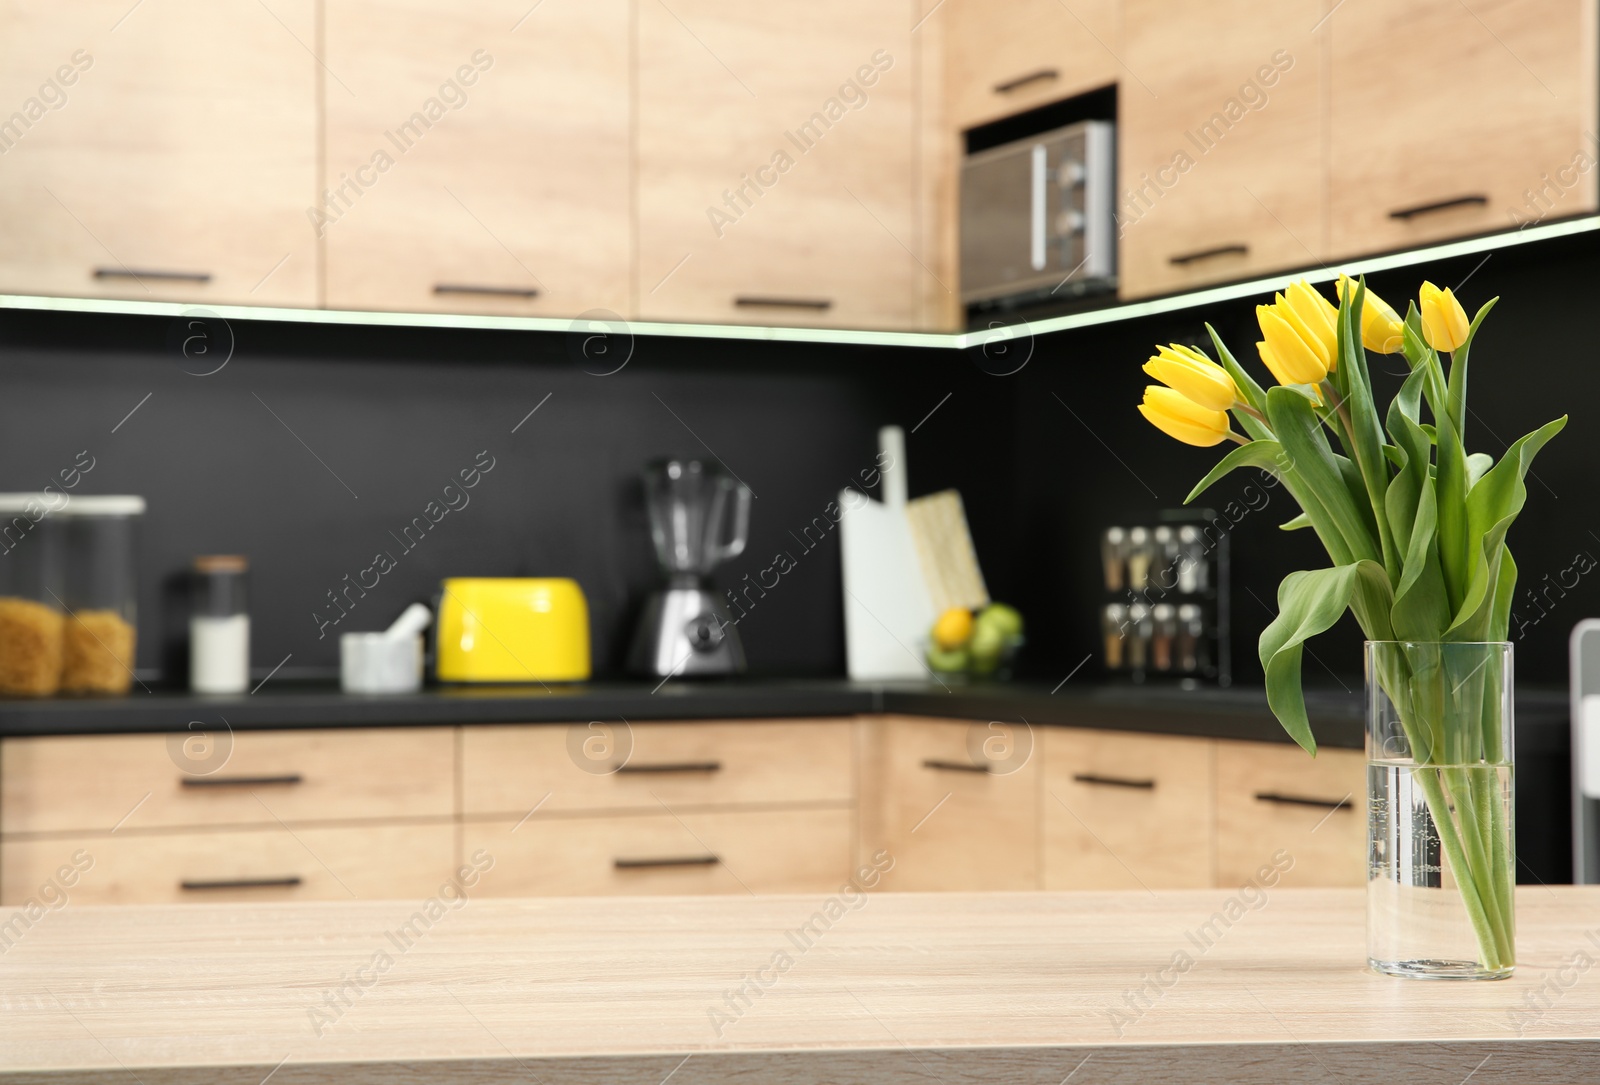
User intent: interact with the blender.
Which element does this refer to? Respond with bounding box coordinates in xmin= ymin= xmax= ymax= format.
xmin=628 ymin=458 xmax=752 ymax=677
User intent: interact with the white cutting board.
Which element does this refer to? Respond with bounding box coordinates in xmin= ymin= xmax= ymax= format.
xmin=840 ymin=426 xmax=936 ymax=680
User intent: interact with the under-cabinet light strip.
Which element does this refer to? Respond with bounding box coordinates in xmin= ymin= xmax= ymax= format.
xmin=1 ymin=214 xmax=1593 ymax=352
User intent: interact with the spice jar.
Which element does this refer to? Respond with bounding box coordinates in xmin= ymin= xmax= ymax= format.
xmin=0 ymin=493 xmax=67 ymax=696
xmin=58 ymin=496 xmax=144 ymax=694
xmin=191 ymin=555 xmax=249 ymax=694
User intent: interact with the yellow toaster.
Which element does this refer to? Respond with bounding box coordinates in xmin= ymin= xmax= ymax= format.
xmin=435 ymin=578 xmax=590 ymax=682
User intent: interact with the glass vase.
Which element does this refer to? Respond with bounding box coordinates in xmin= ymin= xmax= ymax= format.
xmin=1366 ymin=641 xmax=1514 ymax=979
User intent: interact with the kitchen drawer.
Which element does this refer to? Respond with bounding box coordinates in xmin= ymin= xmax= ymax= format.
xmin=1042 ymin=729 xmax=1213 ymax=890
xmin=0 ymin=729 xmax=455 ymax=835
xmin=463 ymin=806 xmax=853 ymax=896
xmin=861 ymin=716 xmax=1037 ymax=891
xmin=944 ymin=0 xmax=1120 ymax=130
xmin=0 ymin=822 xmax=454 ymax=905
xmin=460 ymin=720 xmax=853 ymax=816
xmin=1214 ymin=740 xmax=1365 ymax=888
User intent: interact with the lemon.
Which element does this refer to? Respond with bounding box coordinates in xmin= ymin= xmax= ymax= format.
xmin=932 ymin=607 xmax=974 ymax=650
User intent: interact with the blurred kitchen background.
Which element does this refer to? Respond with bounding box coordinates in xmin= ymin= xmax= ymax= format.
xmin=1 ymin=0 xmax=1596 ymax=892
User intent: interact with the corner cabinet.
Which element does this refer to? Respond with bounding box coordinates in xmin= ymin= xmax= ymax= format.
xmin=320 ymin=0 xmax=631 ymax=318
xmin=0 ymin=0 xmax=318 ymax=307
xmin=635 ymin=0 xmax=926 ymax=330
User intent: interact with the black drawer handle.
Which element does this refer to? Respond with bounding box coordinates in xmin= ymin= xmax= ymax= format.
xmin=615 ymin=761 xmax=722 ymax=774
xmin=1253 ymin=791 xmax=1351 ymax=811
xmin=181 ymin=876 xmax=302 ymax=891
xmin=1388 ymin=195 xmax=1488 ymax=221
xmin=1073 ymin=773 xmax=1156 ymax=790
xmin=1169 ymin=244 xmax=1249 ymax=266
xmin=433 ymin=283 xmax=540 ymax=299
xmin=993 ymin=68 xmax=1060 ymax=94
xmin=94 ymin=267 xmax=212 ymax=283
xmin=733 ymin=296 xmax=832 ymax=311
xmin=181 ymin=774 xmax=304 ymax=788
xmin=614 ymin=855 xmax=720 ymax=870
xmin=922 ymin=758 xmax=991 ymax=774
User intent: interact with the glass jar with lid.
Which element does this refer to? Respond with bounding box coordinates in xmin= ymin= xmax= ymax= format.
xmin=57 ymin=496 xmax=144 ymax=694
xmin=0 ymin=493 xmax=68 ymax=695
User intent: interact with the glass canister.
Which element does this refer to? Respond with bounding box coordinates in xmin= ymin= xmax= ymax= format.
xmin=58 ymin=496 xmax=145 ymax=695
xmin=191 ymin=555 xmax=249 ymax=694
xmin=0 ymin=493 xmax=68 ymax=696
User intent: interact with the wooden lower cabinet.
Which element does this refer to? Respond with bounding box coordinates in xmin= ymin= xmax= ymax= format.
xmin=1042 ymin=729 xmax=1214 ymax=891
xmin=861 ymin=716 xmax=1038 ymax=891
xmin=1214 ymin=740 xmax=1367 ymax=888
xmin=464 ymin=806 xmax=854 ymax=896
xmin=0 ymin=823 xmax=455 ymax=905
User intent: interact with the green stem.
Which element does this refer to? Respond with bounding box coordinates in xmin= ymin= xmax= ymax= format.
xmin=1412 ymin=767 xmax=1505 ymax=971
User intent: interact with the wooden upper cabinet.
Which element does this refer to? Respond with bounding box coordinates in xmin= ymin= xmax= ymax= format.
xmin=0 ymin=0 xmax=317 ymax=306
xmin=1117 ymin=0 xmax=1326 ymax=299
xmin=943 ymin=0 xmax=1119 ymax=131
xmin=1328 ymin=0 xmax=1598 ymax=258
xmin=636 ymin=0 xmax=924 ymax=330
xmin=322 ymin=0 xmax=630 ymax=317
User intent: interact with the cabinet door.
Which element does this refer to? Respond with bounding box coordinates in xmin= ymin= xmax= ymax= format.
xmin=943 ymin=0 xmax=1119 ymax=131
xmin=1214 ymin=740 xmax=1365 ymax=887
xmin=1 ymin=729 xmax=455 ymax=834
xmin=636 ymin=0 xmax=923 ymax=329
xmin=1328 ymin=0 xmax=1598 ymax=256
xmin=0 ymin=824 xmax=454 ymax=905
xmin=322 ymin=0 xmax=630 ymax=317
xmin=0 ymin=0 xmax=317 ymax=306
xmin=464 ymin=807 xmax=853 ymax=896
xmin=861 ymin=716 xmax=1038 ymax=891
xmin=1042 ymin=729 xmax=1213 ymax=890
xmin=1117 ymin=0 xmax=1325 ymax=299
xmin=461 ymin=720 xmax=854 ymax=816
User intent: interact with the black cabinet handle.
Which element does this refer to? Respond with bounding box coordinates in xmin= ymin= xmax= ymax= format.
xmin=994 ymin=68 xmax=1060 ymax=94
xmin=94 ymin=267 xmax=211 ymax=283
xmin=1073 ymin=773 xmax=1156 ymax=790
xmin=1169 ymin=244 xmax=1249 ymax=266
xmin=433 ymin=283 xmax=540 ymax=298
xmin=733 ymin=296 xmax=832 ymax=311
xmin=1388 ymin=195 xmax=1488 ymax=221
xmin=922 ymin=758 xmax=991 ymax=774
xmin=1253 ymin=791 xmax=1351 ymax=811
xmin=181 ymin=774 xmax=303 ymax=788
xmin=181 ymin=876 xmax=302 ymax=891
xmin=614 ymin=855 xmax=720 ymax=870
xmin=615 ymin=761 xmax=722 ymax=774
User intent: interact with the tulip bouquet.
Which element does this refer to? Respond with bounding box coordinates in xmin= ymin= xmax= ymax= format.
xmin=1138 ymin=276 xmax=1564 ymax=973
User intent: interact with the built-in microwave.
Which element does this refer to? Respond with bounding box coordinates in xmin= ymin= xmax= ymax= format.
xmin=958 ymin=120 xmax=1116 ymax=308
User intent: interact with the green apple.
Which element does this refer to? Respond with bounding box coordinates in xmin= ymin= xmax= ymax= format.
xmin=926 ymin=645 xmax=970 ymax=674
xmin=976 ymin=602 xmax=1023 ymax=640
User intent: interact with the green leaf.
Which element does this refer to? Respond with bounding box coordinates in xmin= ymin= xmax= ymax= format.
xmin=1266 ymin=387 xmax=1381 ymax=566
xmin=1384 ymin=364 xmax=1434 ymax=556
xmin=1489 ymin=546 xmax=1518 ymax=643
xmin=1448 ymin=415 xmax=1567 ymax=637
xmin=1279 ymin=512 xmax=1312 ymax=531
xmin=1261 ymin=561 xmax=1392 ymax=754
xmin=1389 ymin=475 xmax=1452 ymax=641
xmin=1206 ymin=323 xmax=1272 ymax=441
xmin=1435 ymin=409 xmax=1471 ymax=615
xmin=1445 ymin=297 xmax=1499 ymax=444
xmin=1185 ymin=439 xmax=1285 ymax=504
xmin=1466 ymin=453 xmax=1495 ymax=489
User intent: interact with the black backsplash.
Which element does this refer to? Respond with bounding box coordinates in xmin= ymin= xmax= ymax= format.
xmin=0 ymin=227 xmax=1591 ymax=690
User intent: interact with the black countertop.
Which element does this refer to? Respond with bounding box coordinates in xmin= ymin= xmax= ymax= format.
xmin=0 ymin=678 xmax=1573 ymax=752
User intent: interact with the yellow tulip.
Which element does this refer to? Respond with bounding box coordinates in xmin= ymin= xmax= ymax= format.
xmin=1256 ymin=303 xmax=1330 ymax=385
xmin=1336 ymin=275 xmax=1405 ymax=354
xmin=1138 ymin=385 xmax=1230 ymax=447
xmin=1285 ymin=281 xmax=1339 ymax=365
xmin=1256 ymin=342 xmax=1323 ymax=405
xmin=1419 ymin=281 xmax=1470 ymax=352
xmin=1142 ymin=343 xmax=1239 ymax=412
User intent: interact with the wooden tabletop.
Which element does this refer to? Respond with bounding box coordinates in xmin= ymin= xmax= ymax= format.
xmin=3 ymin=888 xmax=1598 ymax=1084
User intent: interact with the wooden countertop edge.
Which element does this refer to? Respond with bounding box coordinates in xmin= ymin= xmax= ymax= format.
xmin=13 ymin=1039 xmax=1600 ymax=1085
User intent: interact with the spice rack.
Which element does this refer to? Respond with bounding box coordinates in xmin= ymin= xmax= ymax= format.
xmin=1098 ymin=510 xmax=1229 ymax=687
